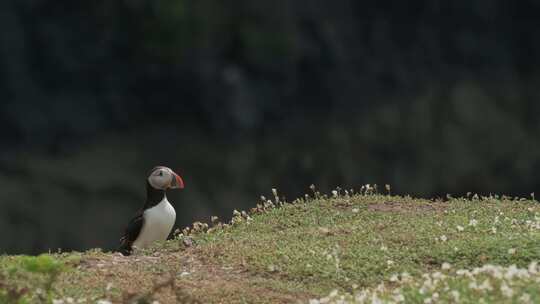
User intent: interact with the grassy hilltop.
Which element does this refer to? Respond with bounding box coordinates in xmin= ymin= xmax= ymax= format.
xmin=1 ymin=189 xmax=539 ymax=303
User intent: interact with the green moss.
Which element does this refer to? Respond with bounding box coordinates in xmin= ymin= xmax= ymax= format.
xmin=0 ymin=254 xmax=69 ymax=303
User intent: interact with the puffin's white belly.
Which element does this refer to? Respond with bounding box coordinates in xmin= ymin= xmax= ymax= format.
xmin=133 ymin=198 xmax=176 ymax=249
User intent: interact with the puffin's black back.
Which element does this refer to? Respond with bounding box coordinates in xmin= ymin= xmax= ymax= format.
xmin=118 ymin=210 xmax=144 ymax=255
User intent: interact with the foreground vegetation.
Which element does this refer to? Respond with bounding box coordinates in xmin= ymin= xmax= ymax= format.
xmin=1 ymin=188 xmax=539 ymax=303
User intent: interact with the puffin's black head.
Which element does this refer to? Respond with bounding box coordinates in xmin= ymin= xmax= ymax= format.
xmin=147 ymin=166 xmax=184 ymax=190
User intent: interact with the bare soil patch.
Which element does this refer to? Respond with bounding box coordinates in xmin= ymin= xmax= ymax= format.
xmin=65 ymin=247 xmax=313 ymax=303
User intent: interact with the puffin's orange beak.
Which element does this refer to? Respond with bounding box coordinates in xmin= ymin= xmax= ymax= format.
xmin=170 ymin=172 xmax=184 ymax=189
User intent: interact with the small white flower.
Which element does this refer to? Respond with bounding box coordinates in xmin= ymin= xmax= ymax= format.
xmin=441 ymin=262 xmax=452 ymax=270
xmin=393 ymin=294 xmax=405 ymax=302
xmin=500 ymin=283 xmax=514 ymax=298
xmin=401 ymin=272 xmax=412 ymax=282
xmin=387 ymin=260 xmax=394 ymax=266
xmin=440 ymin=235 xmax=447 ymax=242
xmin=456 ymin=225 xmax=465 ymax=232
xmin=352 ymin=208 xmax=359 ymax=213
xmin=469 ymin=219 xmax=478 ymax=227
xmin=390 ymin=274 xmax=399 ymax=282
xmin=380 ymin=245 xmax=388 ymax=252
xmin=491 ymin=227 xmax=497 ymax=234
xmin=478 ymin=279 xmax=493 ymax=291
xmin=332 ymin=190 xmax=338 ymax=198
xmin=508 ymin=248 xmax=516 ymax=255
xmin=519 ymin=293 xmax=532 ymax=304
xmin=450 ymin=290 xmax=460 ymax=301
xmin=528 ymin=261 xmax=538 ymax=274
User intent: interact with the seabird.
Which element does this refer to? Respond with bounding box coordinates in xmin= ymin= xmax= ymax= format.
xmin=119 ymin=166 xmax=184 ymax=255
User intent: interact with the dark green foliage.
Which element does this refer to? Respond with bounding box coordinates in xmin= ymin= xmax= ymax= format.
xmin=0 ymin=0 xmax=539 ymax=254
xmin=1 ymin=255 xmax=67 ymax=304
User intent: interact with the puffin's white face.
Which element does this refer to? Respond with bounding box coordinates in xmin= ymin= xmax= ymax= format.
xmin=147 ymin=166 xmax=184 ymax=190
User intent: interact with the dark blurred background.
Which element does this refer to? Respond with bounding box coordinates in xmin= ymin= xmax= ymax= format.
xmin=1 ymin=0 xmax=539 ymax=254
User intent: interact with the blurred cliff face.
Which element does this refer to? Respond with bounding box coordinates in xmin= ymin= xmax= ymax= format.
xmin=1 ymin=0 xmax=539 ymax=254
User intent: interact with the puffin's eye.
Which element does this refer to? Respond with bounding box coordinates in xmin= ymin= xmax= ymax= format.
xmin=159 ymin=171 xmax=163 ymax=176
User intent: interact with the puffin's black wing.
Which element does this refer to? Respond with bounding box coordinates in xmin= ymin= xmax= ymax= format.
xmin=118 ymin=211 xmax=144 ymax=256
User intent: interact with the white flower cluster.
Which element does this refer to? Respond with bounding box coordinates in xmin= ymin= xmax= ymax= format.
xmin=308 ymin=262 xmax=540 ymax=304
xmin=52 ymin=298 xmax=86 ymax=304
xmin=322 ymin=245 xmax=343 ymax=278
xmin=524 ymin=213 xmax=540 ymax=231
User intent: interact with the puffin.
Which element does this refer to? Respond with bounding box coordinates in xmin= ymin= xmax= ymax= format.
xmin=119 ymin=166 xmax=184 ymax=255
